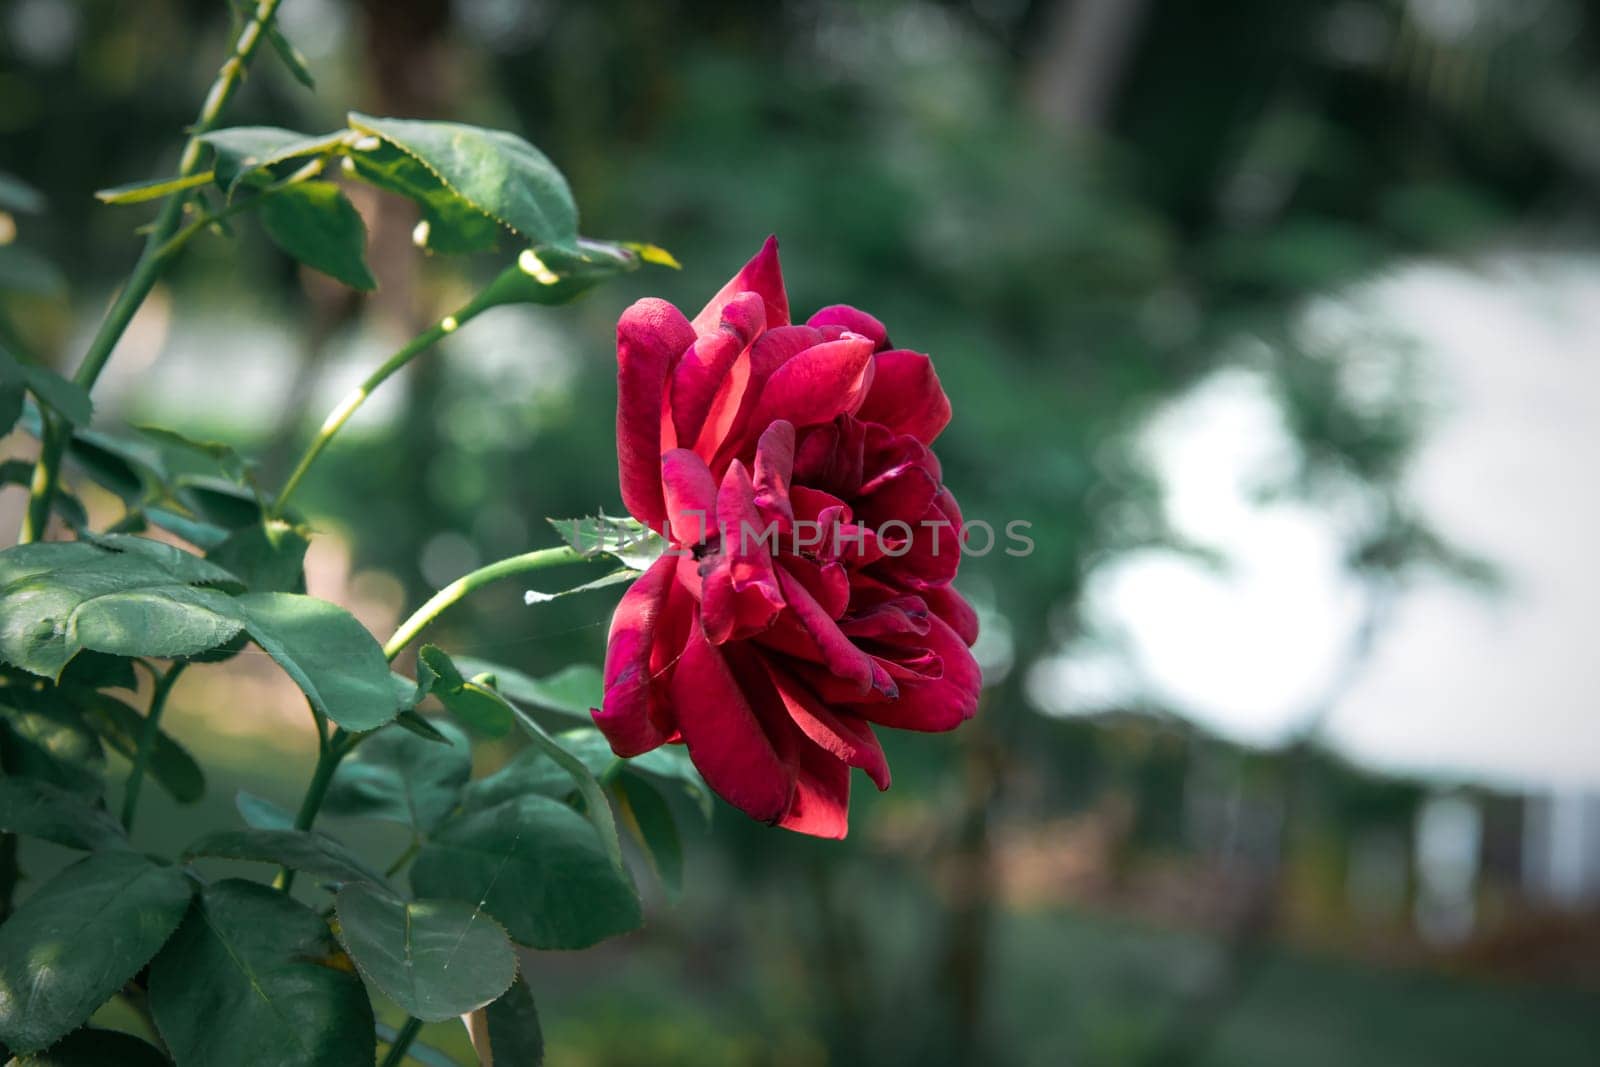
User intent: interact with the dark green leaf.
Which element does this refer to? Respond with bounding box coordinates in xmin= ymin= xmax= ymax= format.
xmin=411 ymin=794 xmax=641 ymax=950
xmin=0 ymin=348 xmax=91 ymax=426
xmin=94 ymin=171 xmax=215 ymax=205
xmin=133 ymin=425 xmax=249 ymax=478
xmin=335 ymin=882 xmax=516 ymax=1021
xmin=615 ymin=772 xmax=683 ymax=900
xmin=145 ymin=506 xmax=231 ymax=552
xmin=416 ymin=645 xmax=512 ymax=737
xmin=547 ymin=513 xmax=666 ymax=571
xmin=324 ymin=718 xmax=469 ymax=832
xmin=0 ymin=777 xmax=126 ymax=851
xmin=0 ymin=384 xmax=20 ymax=435
xmin=235 ymin=789 xmax=295 ymax=830
xmin=460 ymin=743 xmax=589 ymax=815
xmin=175 ymin=475 xmax=265 ymax=530
xmin=346 ymin=112 xmax=578 ymax=253
xmin=0 ymin=701 xmax=106 ymax=796
xmin=0 ymin=851 xmax=192 ymax=1053
xmin=456 ymin=657 xmax=600 ymax=722
xmin=55 ymin=651 xmax=137 ymax=692
xmin=183 ymin=827 xmax=386 ymax=886
xmin=467 ymin=976 xmax=544 ymax=1067
xmin=148 ymin=879 xmax=374 ymax=1067
xmin=265 ymin=24 xmax=316 ymax=89
xmin=259 ymin=182 xmax=376 ymax=291
xmin=506 ymin=711 xmax=626 ymax=870
xmin=235 ymin=593 xmax=400 ymax=732
xmin=4 ymin=1027 xmax=169 ymax=1066
xmin=207 ymin=519 xmax=308 ymax=593
xmin=72 ymin=690 xmax=204 ymax=803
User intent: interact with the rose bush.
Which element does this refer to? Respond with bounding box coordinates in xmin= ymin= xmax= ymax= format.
xmin=595 ymin=238 xmax=982 ymax=837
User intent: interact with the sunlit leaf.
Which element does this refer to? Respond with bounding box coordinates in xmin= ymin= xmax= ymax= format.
xmin=345 ymin=112 xmax=578 ymax=253
xmin=234 ymin=592 xmax=401 ymax=732
xmin=547 ymin=512 xmax=666 ymax=571
xmin=94 ymin=171 xmax=215 ymax=205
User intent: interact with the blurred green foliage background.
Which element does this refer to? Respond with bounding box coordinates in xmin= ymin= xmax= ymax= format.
xmin=4 ymin=1 xmax=1600 ymax=1064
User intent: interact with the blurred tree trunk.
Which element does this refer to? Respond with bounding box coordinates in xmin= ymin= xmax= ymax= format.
xmin=1027 ymin=0 xmax=1151 ymax=132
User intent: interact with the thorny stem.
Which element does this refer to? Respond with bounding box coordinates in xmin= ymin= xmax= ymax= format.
xmin=21 ymin=0 xmax=288 ymax=542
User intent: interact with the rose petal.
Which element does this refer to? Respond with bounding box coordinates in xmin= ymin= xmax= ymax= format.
xmin=856 ymin=350 xmax=952 ymax=444
xmin=806 ymin=305 xmax=890 ymax=351
xmin=692 ymin=235 xmax=789 ymax=336
xmin=850 ymin=614 xmax=980 ymax=732
xmin=776 ymin=738 xmax=852 ymax=839
xmin=921 ymin=583 xmax=980 ymax=646
xmin=752 ymin=420 xmax=796 ymax=523
xmin=617 ymin=298 xmax=695 ymax=529
xmin=746 ymin=335 xmax=877 ymax=432
xmin=672 ymin=627 xmax=794 ymax=823
xmin=769 ymin=665 xmax=891 ymax=790
xmin=701 ymin=461 xmax=784 ymax=644
xmin=672 ymin=291 xmax=765 ymax=450
xmin=661 ymin=448 xmax=718 ymax=547
xmin=593 ymin=555 xmax=678 ymax=756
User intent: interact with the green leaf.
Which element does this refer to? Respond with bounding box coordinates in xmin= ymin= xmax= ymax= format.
xmin=0 ymin=173 xmax=45 ymax=215
xmin=477 ymin=239 xmax=647 ymax=308
xmin=148 ymin=879 xmax=374 ymax=1067
xmin=175 ymin=475 xmax=264 ymax=529
xmin=145 ymin=506 xmax=231 ymax=552
xmin=324 ymin=718 xmax=469 ymax=832
xmin=335 ymin=883 xmax=517 ymax=1022
xmin=506 ymin=710 xmax=628 ymax=872
xmin=0 ymin=539 xmax=245 ymax=679
xmin=265 ymin=24 xmax=316 ymax=89
xmin=0 ymin=383 xmax=21 ymax=435
xmin=410 ymin=794 xmax=641 ymax=950
xmin=0 ymin=245 xmax=64 ymax=297
xmin=0 ymin=347 xmax=91 ymax=426
xmin=207 ymin=519 xmax=308 ymax=593
xmin=199 ymin=127 xmax=339 ymax=196
xmin=0 ymin=851 xmax=192 ymax=1053
xmin=547 ymin=513 xmax=666 ymax=571
xmin=460 ymin=744 xmax=585 ymax=814
xmin=234 ymin=593 xmax=401 ymax=732
xmin=416 ymin=645 xmax=512 ymax=737
xmin=183 ymin=827 xmax=386 ymax=886
xmin=346 ymin=112 xmax=578 ymax=254
xmin=235 ymin=789 xmax=295 ymax=830
xmin=71 ymin=690 xmax=204 ymax=803
xmin=0 ymin=701 xmax=106 ymax=796
xmin=467 ymin=976 xmax=545 ymax=1067
xmin=258 ymin=182 xmax=376 ymax=290
xmin=0 ymin=777 xmax=126 ymax=851
xmin=55 ymin=651 xmax=138 ymax=692
xmin=615 ymin=772 xmax=683 ymax=900
xmin=132 ymin=424 xmax=250 ymax=480
xmin=4 ymin=1027 xmax=169 ymax=1067
xmin=456 ymin=657 xmax=601 ymax=722
xmin=94 ymin=171 xmax=215 ymax=205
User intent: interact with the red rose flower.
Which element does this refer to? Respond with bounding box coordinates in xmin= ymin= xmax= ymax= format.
xmin=595 ymin=237 xmax=980 ymax=838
